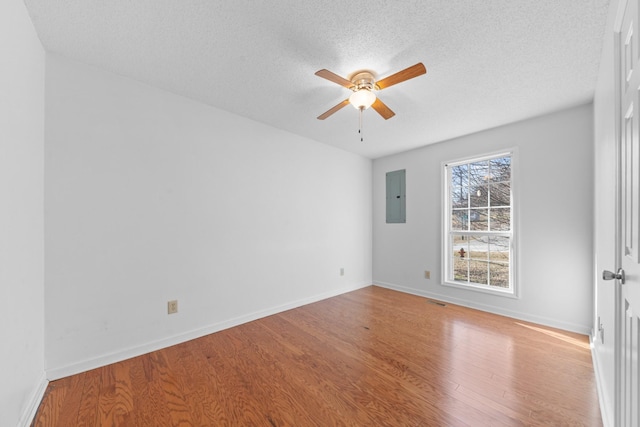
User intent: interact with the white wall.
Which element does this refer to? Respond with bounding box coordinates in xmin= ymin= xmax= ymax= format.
xmin=0 ymin=0 xmax=46 ymax=424
xmin=373 ymin=104 xmax=594 ymax=334
xmin=44 ymin=54 xmax=372 ymax=378
xmin=592 ymin=0 xmax=621 ymax=425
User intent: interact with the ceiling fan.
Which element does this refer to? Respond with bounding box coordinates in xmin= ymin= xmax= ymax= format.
xmin=314 ymin=62 xmax=427 ymax=121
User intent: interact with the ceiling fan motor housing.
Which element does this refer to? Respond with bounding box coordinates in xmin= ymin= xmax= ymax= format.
xmin=350 ymin=71 xmax=378 ymax=91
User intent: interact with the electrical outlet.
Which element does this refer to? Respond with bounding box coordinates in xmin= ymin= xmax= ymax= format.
xmin=340 ymin=267 xmax=344 ymax=276
xmin=425 ymin=270 xmax=431 ymax=279
xmin=168 ymin=300 xmax=178 ymax=314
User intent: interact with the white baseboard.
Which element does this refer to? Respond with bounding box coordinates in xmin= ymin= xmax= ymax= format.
xmin=18 ymin=373 xmax=48 ymax=427
xmin=590 ymin=335 xmax=613 ymax=427
xmin=374 ymin=281 xmax=591 ymax=335
xmin=47 ymin=282 xmax=371 ymax=381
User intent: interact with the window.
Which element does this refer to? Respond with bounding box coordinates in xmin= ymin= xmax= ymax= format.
xmin=443 ymin=152 xmax=515 ymax=295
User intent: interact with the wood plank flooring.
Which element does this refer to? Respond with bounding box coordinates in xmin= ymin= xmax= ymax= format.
xmin=32 ymin=286 xmax=602 ymax=426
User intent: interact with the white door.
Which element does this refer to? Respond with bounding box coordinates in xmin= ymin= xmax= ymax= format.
xmin=613 ymin=0 xmax=640 ymax=424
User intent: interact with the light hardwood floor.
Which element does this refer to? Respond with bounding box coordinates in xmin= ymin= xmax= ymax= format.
xmin=33 ymin=286 xmax=602 ymax=426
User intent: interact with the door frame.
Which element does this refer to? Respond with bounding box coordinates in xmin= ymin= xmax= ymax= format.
xmin=614 ymin=0 xmax=630 ymax=423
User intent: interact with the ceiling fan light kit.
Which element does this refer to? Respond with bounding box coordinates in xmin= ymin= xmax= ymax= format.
xmin=349 ymin=70 xmax=377 ymax=109
xmin=349 ymin=89 xmax=376 ymax=110
xmin=314 ymin=62 xmax=427 ymax=141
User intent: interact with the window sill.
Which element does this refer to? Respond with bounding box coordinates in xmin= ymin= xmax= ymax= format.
xmin=441 ymin=280 xmax=518 ymax=299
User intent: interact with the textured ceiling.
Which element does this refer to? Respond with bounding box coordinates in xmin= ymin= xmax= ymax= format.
xmin=24 ymin=0 xmax=610 ymax=159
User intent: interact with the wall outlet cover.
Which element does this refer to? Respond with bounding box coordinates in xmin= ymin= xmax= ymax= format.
xmin=168 ymin=300 xmax=178 ymax=314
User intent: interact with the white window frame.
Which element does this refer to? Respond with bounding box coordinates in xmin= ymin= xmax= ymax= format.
xmin=442 ymin=149 xmax=518 ymax=298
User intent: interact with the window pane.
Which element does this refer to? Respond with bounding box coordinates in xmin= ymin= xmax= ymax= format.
xmin=490 ymin=181 xmax=510 ymax=207
xmin=490 ymin=157 xmax=511 ymax=182
xmin=469 ymin=161 xmax=489 ymax=188
xmin=489 ymin=262 xmax=509 ymax=288
xmin=451 ymin=210 xmax=468 ymax=230
xmin=452 ymin=235 xmax=468 ymax=255
xmin=454 ymin=258 xmax=469 ymax=282
xmin=490 ymin=207 xmax=510 ymax=231
xmin=469 ymin=260 xmax=489 ymax=285
xmin=470 ymin=209 xmax=488 ymax=230
xmin=489 ymin=236 xmax=510 ymax=263
xmin=470 ymin=184 xmax=488 ymax=207
xmin=451 ymin=164 xmax=468 ymax=188
xmin=452 ymin=186 xmax=468 ymax=208
xmin=469 ymin=235 xmax=488 ymax=260
xmin=452 ymin=235 xmax=469 ymax=282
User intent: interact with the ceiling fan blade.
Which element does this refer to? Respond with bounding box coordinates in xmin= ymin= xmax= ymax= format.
xmin=371 ymin=98 xmax=395 ymax=120
xmin=317 ymin=99 xmax=350 ymax=120
xmin=315 ymin=69 xmax=355 ymax=89
xmin=376 ymin=63 xmax=427 ymax=90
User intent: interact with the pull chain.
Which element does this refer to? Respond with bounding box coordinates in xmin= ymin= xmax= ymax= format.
xmin=359 ymin=107 xmax=364 ymax=142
